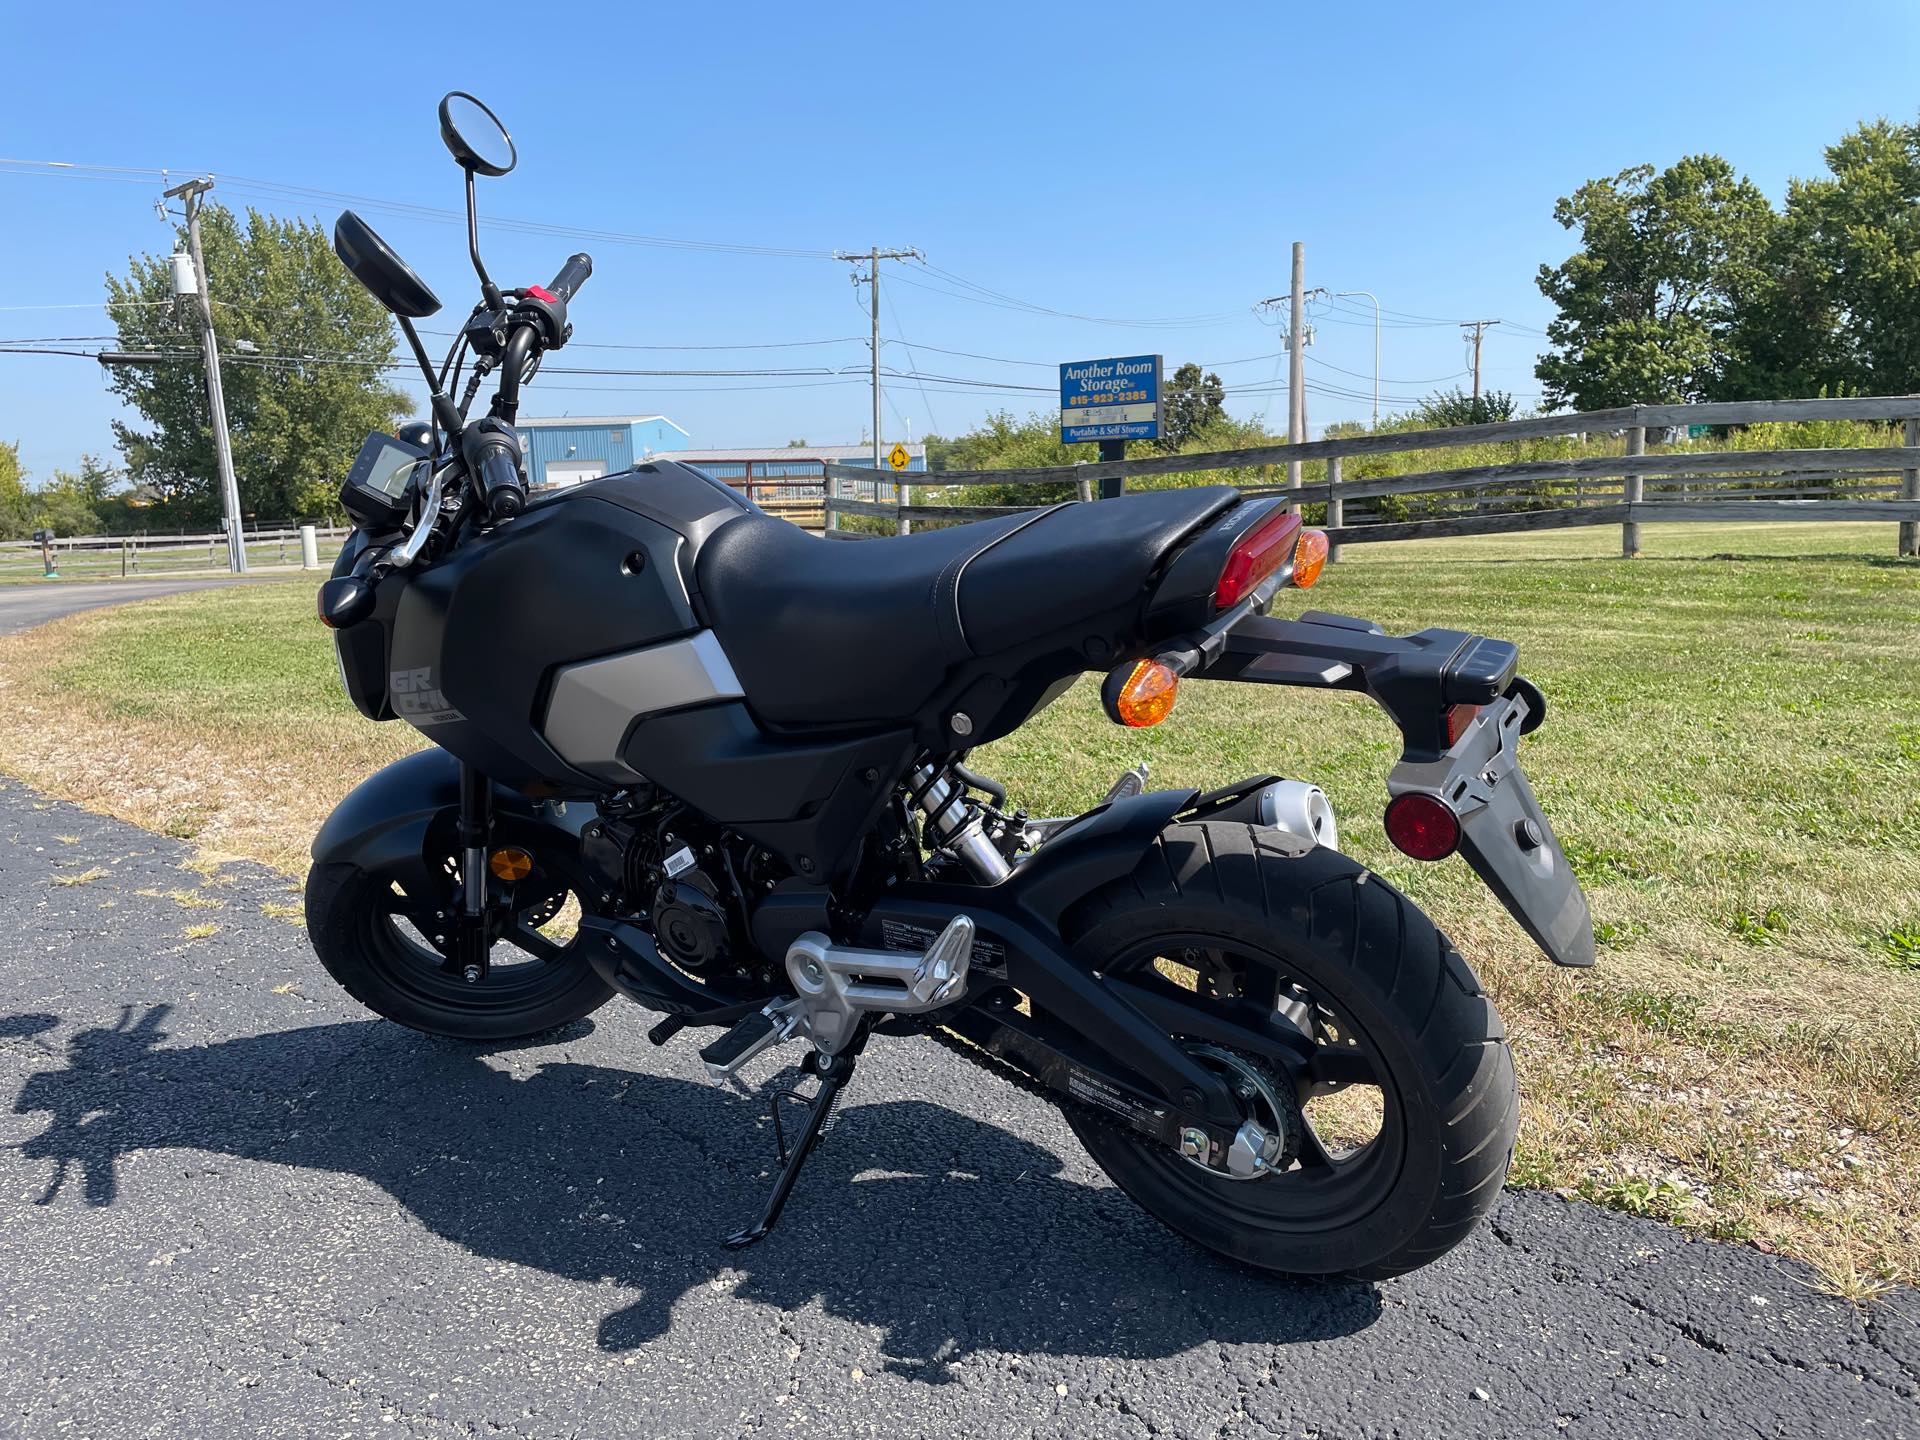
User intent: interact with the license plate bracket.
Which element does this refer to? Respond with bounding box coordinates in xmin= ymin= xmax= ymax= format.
xmin=1389 ymin=693 xmax=1595 ymax=968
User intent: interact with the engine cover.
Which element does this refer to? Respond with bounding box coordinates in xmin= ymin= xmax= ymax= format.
xmin=651 ymin=876 xmax=733 ymax=972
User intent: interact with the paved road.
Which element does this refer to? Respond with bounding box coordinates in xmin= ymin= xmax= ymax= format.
xmin=0 ymin=577 xmax=277 ymax=636
xmin=0 ymin=779 xmax=1913 ymax=1439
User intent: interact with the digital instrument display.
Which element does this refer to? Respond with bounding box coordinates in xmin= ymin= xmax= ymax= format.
xmin=341 ymin=430 xmax=430 ymax=530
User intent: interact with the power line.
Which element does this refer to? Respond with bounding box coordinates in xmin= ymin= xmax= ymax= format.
xmin=0 ymin=157 xmax=843 ymax=262
xmin=881 ymin=285 xmax=939 ymax=434
xmin=1306 ymin=353 xmax=1468 ymax=386
xmin=889 ymin=268 xmax=1243 ymax=331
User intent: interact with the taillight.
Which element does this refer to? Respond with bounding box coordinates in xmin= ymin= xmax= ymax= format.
xmin=1215 ymin=508 xmax=1304 ymax=609
xmin=1383 ymin=792 xmax=1461 ymax=860
xmin=1445 ymin=703 xmax=1481 ymax=746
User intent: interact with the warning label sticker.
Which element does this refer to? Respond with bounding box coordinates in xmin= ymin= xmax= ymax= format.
xmin=879 ymin=917 xmax=1006 ymax=976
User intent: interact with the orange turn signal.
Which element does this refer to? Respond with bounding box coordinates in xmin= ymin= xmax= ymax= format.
xmin=1292 ymin=528 xmax=1329 ymax=589
xmin=1112 ymin=659 xmax=1179 ymax=727
xmin=488 ymin=846 xmax=533 ymax=882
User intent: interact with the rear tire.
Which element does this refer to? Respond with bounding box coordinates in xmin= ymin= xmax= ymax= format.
xmin=1062 ymin=821 xmax=1517 ymax=1281
xmin=305 ymin=861 xmax=615 ymax=1042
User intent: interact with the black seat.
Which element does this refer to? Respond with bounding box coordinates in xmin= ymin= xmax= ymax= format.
xmin=697 ymin=486 xmax=1239 ymax=727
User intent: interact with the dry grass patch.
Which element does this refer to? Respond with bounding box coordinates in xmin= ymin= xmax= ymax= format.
xmin=134 ymin=888 xmax=224 ymax=910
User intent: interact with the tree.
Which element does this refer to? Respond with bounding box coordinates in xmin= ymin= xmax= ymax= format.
xmin=105 ymin=205 xmax=408 ymax=525
xmin=1769 ymin=119 xmax=1920 ymax=395
xmin=0 ymin=441 xmax=29 ymax=540
xmin=1534 ymin=156 xmax=1777 ymax=411
xmin=1157 ymin=362 xmax=1226 ymax=452
xmin=1412 ymin=387 xmax=1517 ymax=427
xmin=27 ymin=456 xmax=125 ymax=537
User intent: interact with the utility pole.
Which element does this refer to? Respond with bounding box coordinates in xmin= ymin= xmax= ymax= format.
xmin=1287 ymin=243 xmax=1305 ymax=501
xmin=836 ymin=245 xmax=921 ymax=534
xmin=1256 ymin=244 xmax=1317 ymax=507
xmin=1460 ymin=319 xmax=1502 ymax=406
xmin=164 ymin=177 xmax=246 ymax=573
xmin=1336 ymin=290 xmax=1381 ymax=430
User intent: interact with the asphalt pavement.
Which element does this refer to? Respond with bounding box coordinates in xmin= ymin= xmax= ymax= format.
xmin=0 ymin=577 xmax=276 ymax=636
xmin=0 ymin=776 xmax=1914 ymax=1439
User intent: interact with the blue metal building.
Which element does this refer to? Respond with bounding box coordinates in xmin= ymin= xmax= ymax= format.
xmin=518 ymin=414 xmax=689 ymax=490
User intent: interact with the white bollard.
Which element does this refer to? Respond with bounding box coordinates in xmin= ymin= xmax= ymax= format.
xmin=299 ymin=524 xmax=319 ymax=570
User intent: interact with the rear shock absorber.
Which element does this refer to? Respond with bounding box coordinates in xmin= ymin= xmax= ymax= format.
xmin=909 ymin=764 xmax=1013 ymax=883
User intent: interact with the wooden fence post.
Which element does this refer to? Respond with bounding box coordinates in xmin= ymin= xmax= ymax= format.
xmin=1326 ymin=455 xmax=1343 ymax=563
xmin=1902 ymin=418 xmax=1919 ymax=557
xmin=1076 ymin=472 xmax=1093 ymax=503
xmin=896 ymin=476 xmax=910 ymax=536
xmin=121 ymin=540 xmax=129 ymax=578
xmin=823 ymin=463 xmax=838 ymax=533
xmin=1622 ymin=426 xmax=1645 ymax=557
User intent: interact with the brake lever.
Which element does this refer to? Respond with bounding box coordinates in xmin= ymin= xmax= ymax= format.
xmin=389 ymin=469 xmax=447 ymax=570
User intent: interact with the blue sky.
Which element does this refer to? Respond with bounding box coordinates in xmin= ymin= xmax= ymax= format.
xmin=4 ymin=1 xmax=1918 ymax=480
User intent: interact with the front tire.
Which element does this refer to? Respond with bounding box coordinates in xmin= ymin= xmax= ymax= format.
xmin=305 ymin=861 xmax=615 ymax=1041
xmin=1062 ymin=822 xmax=1518 ymax=1280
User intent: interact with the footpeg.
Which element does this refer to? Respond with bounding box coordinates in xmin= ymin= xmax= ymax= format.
xmin=1103 ymin=762 xmax=1150 ymax=803
xmin=785 ymin=914 xmax=974 ymax=1054
xmin=699 ymin=1000 xmax=800 ymax=1091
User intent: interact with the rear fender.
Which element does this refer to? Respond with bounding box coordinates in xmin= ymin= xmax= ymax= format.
xmin=310 ymin=749 xmax=594 ymax=893
xmin=1009 ymin=786 xmax=1197 ymax=931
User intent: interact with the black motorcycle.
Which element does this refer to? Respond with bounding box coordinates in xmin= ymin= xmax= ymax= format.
xmin=310 ymin=92 xmax=1594 ymax=1277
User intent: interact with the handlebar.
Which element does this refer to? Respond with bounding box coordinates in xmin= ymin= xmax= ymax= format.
xmin=461 ymin=416 xmax=527 ymax=523
xmin=546 ymin=253 xmax=592 ymax=303
xmin=479 ymin=447 xmax=526 ymax=522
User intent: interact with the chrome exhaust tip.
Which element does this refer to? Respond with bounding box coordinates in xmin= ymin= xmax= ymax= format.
xmin=1255 ymin=779 xmax=1339 ymax=852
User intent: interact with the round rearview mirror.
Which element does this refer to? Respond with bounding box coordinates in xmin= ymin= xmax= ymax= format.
xmin=438 ymin=92 xmax=516 ymax=177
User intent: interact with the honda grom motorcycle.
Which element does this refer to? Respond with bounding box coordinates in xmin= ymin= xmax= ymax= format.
xmin=310 ymin=92 xmax=1594 ymax=1276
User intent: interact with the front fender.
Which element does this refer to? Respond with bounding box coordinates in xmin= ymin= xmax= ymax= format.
xmin=310 ymin=749 xmax=595 ymax=892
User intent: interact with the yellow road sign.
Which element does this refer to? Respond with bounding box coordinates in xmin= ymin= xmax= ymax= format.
xmin=887 ymin=443 xmax=911 ymax=472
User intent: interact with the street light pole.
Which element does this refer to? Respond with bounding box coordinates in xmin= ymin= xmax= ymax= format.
xmin=164 ymin=176 xmax=246 ymax=573
xmin=1336 ymin=290 xmax=1381 ymax=431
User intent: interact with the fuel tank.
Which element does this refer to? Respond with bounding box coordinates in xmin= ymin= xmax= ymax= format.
xmin=384 ymin=461 xmax=750 ymax=794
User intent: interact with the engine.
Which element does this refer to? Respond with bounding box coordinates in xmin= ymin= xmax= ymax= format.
xmin=581 ymin=792 xmax=785 ymax=984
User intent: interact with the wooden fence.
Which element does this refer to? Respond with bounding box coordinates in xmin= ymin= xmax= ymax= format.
xmin=0 ymin=525 xmax=351 ymax=579
xmin=821 ymin=395 xmax=1920 ymax=557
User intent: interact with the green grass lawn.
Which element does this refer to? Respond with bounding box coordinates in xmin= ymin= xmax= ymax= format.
xmin=1 ymin=520 xmax=1917 ymax=1289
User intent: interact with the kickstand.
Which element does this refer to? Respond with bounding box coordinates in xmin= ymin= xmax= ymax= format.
xmin=723 ymin=1049 xmax=856 ymax=1251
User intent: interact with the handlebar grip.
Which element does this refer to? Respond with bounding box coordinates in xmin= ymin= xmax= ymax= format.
xmin=479 ymin=447 xmax=527 ymax=522
xmin=547 ymin=253 xmax=593 ymax=303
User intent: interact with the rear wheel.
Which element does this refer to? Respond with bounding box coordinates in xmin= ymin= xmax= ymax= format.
xmin=305 ymin=856 xmax=615 ymax=1041
xmin=1062 ymin=822 xmax=1517 ymax=1280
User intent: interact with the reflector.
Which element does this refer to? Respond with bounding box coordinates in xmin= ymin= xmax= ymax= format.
xmin=489 ymin=846 xmax=534 ymax=882
xmin=1383 ymin=792 xmax=1461 ymax=861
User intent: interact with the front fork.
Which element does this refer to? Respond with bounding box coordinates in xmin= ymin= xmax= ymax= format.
xmin=453 ymin=762 xmax=494 ymax=983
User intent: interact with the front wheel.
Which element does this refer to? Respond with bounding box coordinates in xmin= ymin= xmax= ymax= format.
xmin=1062 ymin=822 xmax=1518 ymax=1280
xmin=305 ymin=860 xmax=615 ymax=1041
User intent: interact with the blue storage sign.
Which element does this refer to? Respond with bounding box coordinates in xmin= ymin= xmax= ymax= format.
xmin=1060 ymin=354 xmax=1162 ymax=444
